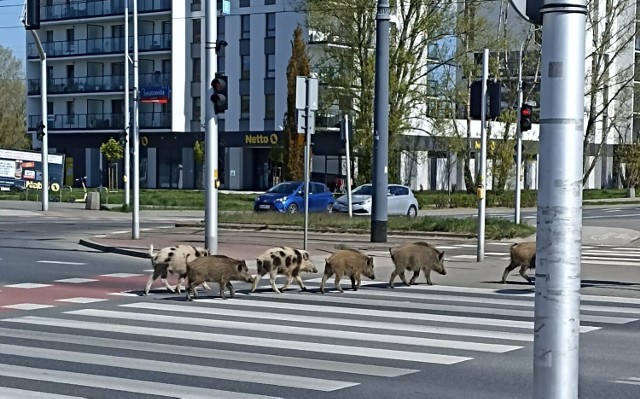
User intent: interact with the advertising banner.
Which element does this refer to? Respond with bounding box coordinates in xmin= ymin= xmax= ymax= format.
xmin=0 ymin=148 xmax=65 ymax=192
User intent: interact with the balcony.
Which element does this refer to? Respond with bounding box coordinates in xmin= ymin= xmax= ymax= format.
xmin=28 ymin=112 xmax=170 ymax=131
xmin=27 ymin=34 xmax=171 ymax=59
xmin=27 ymin=73 xmax=171 ymax=95
xmin=41 ymin=0 xmax=171 ymax=23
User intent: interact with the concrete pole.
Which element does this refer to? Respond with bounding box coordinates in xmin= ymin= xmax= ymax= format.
xmin=132 ymin=0 xmax=140 ymax=239
xmin=345 ymin=114 xmax=353 ymax=218
xmin=533 ymin=1 xmax=587 ymax=398
xmin=204 ymin=0 xmax=219 ymax=253
xmin=123 ymin=1 xmax=130 ymax=207
xmin=371 ymin=0 xmax=390 ymax=243
xmin=40 ymin=55 xmax=48 ymax=211
xmin=476 ymin=48 xmax=488 ymax=262
xmin=514 ymin=39 xmax=525 ymax=225
xmin=303 ymin=78 xmax=311 ymax=250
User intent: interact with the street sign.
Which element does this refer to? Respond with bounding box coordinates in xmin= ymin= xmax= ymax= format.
xmin=509 ymin=0 xmax=542 ymax=25
xmin=222 ymin=0 xmax=230 ymax=15
xmin=295 ymin=76 xmax=319 ymax=111
xmin=297 ymin=110 xmax=315 ymax=135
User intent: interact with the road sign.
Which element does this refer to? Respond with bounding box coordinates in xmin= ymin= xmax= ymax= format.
xmin=297 ymin=110 xmax=315 ymax=135
xmin=295 ymin=76 xmax=319 ymax=111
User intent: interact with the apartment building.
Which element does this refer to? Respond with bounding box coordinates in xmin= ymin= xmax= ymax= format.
xmin=26 ymin=0 xmax=308 ymax=190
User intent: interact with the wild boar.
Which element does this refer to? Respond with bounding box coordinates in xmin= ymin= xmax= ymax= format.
xmin=388 ymin=242 xmax=446 ymax=288
xmin=501 ymin=241 xmax=536 ymax=284
xmin=185 ymin=255 xmax=254 ymax=300
xmin=144 ymin=244 xmax=211 ymax=295
xmin=250 ymin=247 xmax=318 ymax=294
xmin=320 ymin=248 xmax=375 ymax=294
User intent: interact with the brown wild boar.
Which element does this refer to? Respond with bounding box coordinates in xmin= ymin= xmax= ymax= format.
xmin=144 ymin=244 xmax=210 ymax=295
xmin=250 ymin=247 xmax=318 ymax=294
xmin=501 ymin=241 xmax=536 ymax=284
xmin=320 ymin=248 xmax=375 ymax=294
xmin=388 ymin=241 xmax=446 ymax=288
xmin=185 ymin=255 xmax=254 ymax=300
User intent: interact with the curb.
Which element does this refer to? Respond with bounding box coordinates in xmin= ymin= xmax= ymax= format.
xmin=78 ymin=239 xmax=149 ymax=259
xmin=174 ymin=222 xmax=477 ymax=239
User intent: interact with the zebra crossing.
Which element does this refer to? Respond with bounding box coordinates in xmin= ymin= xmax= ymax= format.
xmin=0 ymin=281 xmax=638 ymax=398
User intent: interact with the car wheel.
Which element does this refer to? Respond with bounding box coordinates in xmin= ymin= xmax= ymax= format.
xmin=326 ymin=203 xmax=333 ymax=213
xmin=407 ymin=205 xmax=418 ymax=218
xmin=287 ymin=203 xmax=299 ymax=213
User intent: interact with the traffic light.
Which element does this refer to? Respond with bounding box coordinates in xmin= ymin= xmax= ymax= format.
xmin=470 ymin=81 xmax=505 ymax=120
xmin=36 ymin=121 xmax=45 ymax=141
xmin=210 ymin=73 xmax=228 ymax=114
xmin=25 ymin=0 xmax=41 ymax=31
xmin=119 ymin=130 xmax=128 ymax=147
xmin=520 ymin=104 xmax=533 ymax=132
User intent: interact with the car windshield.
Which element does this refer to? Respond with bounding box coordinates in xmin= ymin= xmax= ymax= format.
xmin=352 ymin=185 xmax=373 ymax=196
xmin=267 ymin=182 xmax=299 ymax=194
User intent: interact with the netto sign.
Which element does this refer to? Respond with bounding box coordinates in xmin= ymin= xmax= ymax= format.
xmin=245 ymin=134 xmax=279 ymax=145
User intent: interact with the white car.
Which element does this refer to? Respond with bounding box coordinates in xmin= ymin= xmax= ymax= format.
xmin=333 ymin=184 xmax=420 ymax=218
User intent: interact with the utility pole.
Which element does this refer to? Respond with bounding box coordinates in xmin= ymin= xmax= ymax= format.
xmin=344 ymin=114 xmax=353 ymax=218
xmin=132 ymin=0 xmax=140 ymax=239
xmin=123 ymin=1 xmax=130 ymax=207
xmin=204 ymin=0 xmax=219 ymax=253
xmin=303 ymin=77 xmax=311 ymax=250
xmin=371 ymin=0 xmax=390 ymax=243
xmin=533 ymin=1 xmax=587 ymax=397
xmin=476 ymin=49 xmax=488 ymax=262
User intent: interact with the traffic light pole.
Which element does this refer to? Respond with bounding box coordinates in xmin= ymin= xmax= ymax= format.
xmin=204 ymin=0 xmax=219 ymax=253
xmin=533 ymin=1 xmax=587 ymax=397
xmin=131 ymin=0 xmax=140 ymax=239
xmin=28 ymin=30 xmax=48 ymax=212
xmin=476 ymin=48 xmax=488 ymax=262
xmin=123 ymin=1 xmax=130 ymax=207
xmin=515 ymin=31 xmax=533 ymax=225
xmin=371 ymin=0 xmax=390 ymax=243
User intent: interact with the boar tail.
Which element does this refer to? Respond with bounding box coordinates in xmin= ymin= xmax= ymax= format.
xmin=148 ymin=244 xmax=155 ymax=259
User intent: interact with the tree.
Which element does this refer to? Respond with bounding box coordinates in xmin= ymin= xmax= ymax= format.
xmin=194 ymin=140 xmax=205 ymax=189
xmin=582 ymin=0 xmax=637 ymax=186
xmin=0 ymin=46 xmax=28 ymax=149
xmin=284 ymin=26 xmax=311 ymax=181
xmin=305 ymin=0 xmax=455 ymax=184
xmin=100 ymin=138 xmax=123 ymax=163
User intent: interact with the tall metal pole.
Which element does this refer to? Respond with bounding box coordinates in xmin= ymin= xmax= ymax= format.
xmin=123 ymin=1 xmax=130 ymax=207
xmin=476 ymin=49 xmax=488 ymax=262
xmin=515 ymin=31 xmax=533 ymax=225
xmin=40 ymin=55 xmax=48 ymax=211
xmin=132 ymin=0 xmax=140 ymax=239
xmin=344 ymin=114 xmax=353 ymax=218
xmin=303 ymin=78 xmax=311 ymax=250
xmin=371 ymin=0 xmax=390 ymax=243
xmin=533 ymin=1 xmax=587 ymax=397
xmin=204 ymin=0 xmax=219 ymax=253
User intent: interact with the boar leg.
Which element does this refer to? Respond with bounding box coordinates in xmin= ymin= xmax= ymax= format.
xmin=250 ymin=272 xmax=264 ymax=292
xmin=388 ymin=269 xmax=400 ymax=288
xmin=501 ymin=262 xmax=520 ymax=283
xmin=519 ymin=264 xmax=533 ymax=283
xmin=351 ymin=273 xmax=362 ymax=290
xmin=268 ymin=269 xmax=281 ymax=294
xmin=145 ymin=266 xmax=167 ymax=295
xmin=281 ymin=271 xmax=295 ymax=291
xmin=226 ymin=282 xmax=236 ymax=298
xmin=334 ymin=275 xmax=344 ymax=293
xmin=398 ymin=270 xmax=411 ymax=286
xmin=408 ymin=270 xmax=420 ymax=285
xmin=320 ymin=273 xmax=329 ymax=294
xmin=424 ymin=268 xmax=433 ymax=285
xmin=294 ymin=274 xmax=308 ymax=291
xmin=218 ymin=281 xmax=227 ymax=299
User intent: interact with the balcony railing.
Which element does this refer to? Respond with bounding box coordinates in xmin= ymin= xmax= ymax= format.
xmin=28 ymin=112 xmax=170 ymax=130
xmin=27 ymin=34 xmax=171 ymax=59
xmin=41 ymin=0 xmax=171 ymax=22
xmin=27 ymin=73 xmax=171 ymax=95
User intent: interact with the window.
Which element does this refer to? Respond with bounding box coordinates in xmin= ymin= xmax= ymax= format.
xmin=266 ymin=54 xmax=275 ymax=78
xmin=265 ymin=0 xmax=276 ymax=4
xmin=266 ymin=13 xmax=276 ymax=37
xmin=192 ymin=57 xmax=201 ymax=81
xmin=241 ymin=95 xmax=250 ymax=119
xmin=240 ymin=0 xmax=250 ymax=7
xmin=193 ymin=19 xmax=201 ymax=43
xmin=241 ymin=55 xmax=250 ymax=79
xmin=47 ymin=102 xmax=53 ymax=115
xmin=265 ymin=94 xmax=275 ymax=119
xmin=241 ymin=15 xmax=250 ymax=39
xmin=193 ymin=97 xmax=201 ymax=120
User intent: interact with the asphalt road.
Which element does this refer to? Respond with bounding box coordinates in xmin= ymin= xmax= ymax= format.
xmin=0 ymin=211 xmax=639 ymax=398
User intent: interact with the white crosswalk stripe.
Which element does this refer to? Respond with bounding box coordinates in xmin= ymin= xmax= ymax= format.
xmin=0 ymin=283 xmax=638 ymax=398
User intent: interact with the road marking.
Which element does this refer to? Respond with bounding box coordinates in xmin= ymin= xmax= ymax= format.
xmin=2 ymin=303 xmax=55 ymax=310
xmin=451 ymin=255 xmax=478 ymax=259
xmin=613 ymin=377 xmax=640 ymax=386
xmin=56 ymin=297 xmax=108 ymax=304
xmin=3 ymin=282 xmax=52 ymax=289
xmin=70 ymin=308 xmax=521 ymax=353
xmin=123 ymin=302 xmax=533 ymax=343
xmin=0 ymin=387 xmax=84 ymax=399
xmin=3 ymin=316 xmax=471 ymax=365
xmin=38 ymin=261 xmax=87 ymax=266
xmin=99 ymin=273 xmax=142 ymax=278
xmin=109 ymin=230 xmax=130 ymax=235
xmin=582 ymin=259 xmax=640 ymax=267
xmin=0 ymin=326 xmax=417 ymax=378
xmin=54 ymin=278 xmax=98 ymax=284
xmin=0 ymin=363 xmax=281 ymax=399
xmin=0 ymin=343 xmax=357 ymax=392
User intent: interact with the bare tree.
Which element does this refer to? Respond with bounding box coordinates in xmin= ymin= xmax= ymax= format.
xmin=0 ymin=46 xmax=28 ymax=149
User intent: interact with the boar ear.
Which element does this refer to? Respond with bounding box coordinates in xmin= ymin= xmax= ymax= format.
xmin=237 ymin=263 xmax=243 ymax=272
xmin=438 ymin=251 xmax=445 ymax=260
xmin=303 ymin=252 xmax=309 ymax=260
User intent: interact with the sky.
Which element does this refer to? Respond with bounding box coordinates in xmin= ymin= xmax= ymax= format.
xmin=0 ymin=1 xmax=28 ymax=66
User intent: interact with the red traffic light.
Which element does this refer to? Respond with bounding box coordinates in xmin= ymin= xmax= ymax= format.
xmin=211 ymin=77 xmax=226 ymax=92
xmin=521 ymin=107 xmax=532 ymax=117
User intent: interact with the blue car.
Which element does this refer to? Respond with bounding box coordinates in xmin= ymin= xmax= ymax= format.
xmin=254 ymin=181 xmax=335 ymax=213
